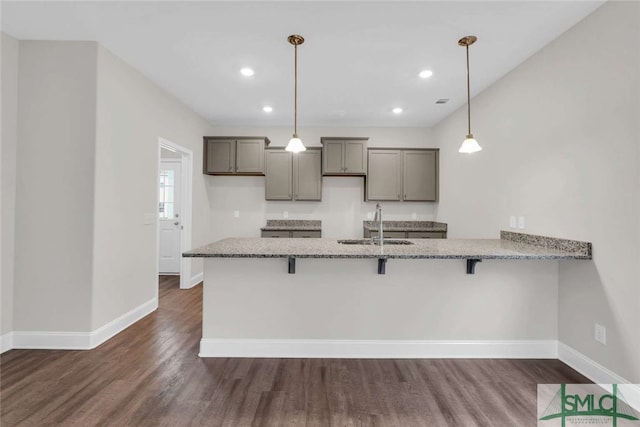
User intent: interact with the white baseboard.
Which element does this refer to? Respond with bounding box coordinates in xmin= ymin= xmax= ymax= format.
xmin=89 ymin=298 xmax=158 ymax=348
xmin=0 ymin=332 xmax=14 ymax=354
xmin=199 ymin=339 xmax=558 ymax=359
xmin=559 ymin=342 xmax=640 ymax=411
xmin=11 ymin=298 xmax=157 ymax=351
xmin=185 ymin=272 xmax=203 ymax=289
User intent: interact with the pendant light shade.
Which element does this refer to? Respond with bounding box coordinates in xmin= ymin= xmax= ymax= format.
xmin=459 ymin=135 xmax=482 ymax=154
xmin=458 ymin=36 xmax=482 ymax=154
xmin=285 ymin=35 xmax=306 ymax=153
xmin=286 ymin=137 xmax=305 ymax=153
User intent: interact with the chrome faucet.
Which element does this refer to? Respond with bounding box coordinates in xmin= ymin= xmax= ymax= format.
xmin=373 ymin=203 xmax=383 ymax=246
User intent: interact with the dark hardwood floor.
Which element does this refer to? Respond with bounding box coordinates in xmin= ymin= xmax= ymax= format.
xmin=1 ymin=276 xmax=589 ymax=426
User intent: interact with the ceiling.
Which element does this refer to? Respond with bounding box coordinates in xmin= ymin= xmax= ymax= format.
xmin=2 ymin=1 xmax=605 ymax=128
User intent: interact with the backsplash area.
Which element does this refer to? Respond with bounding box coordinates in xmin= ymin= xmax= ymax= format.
xmin=206 ymin=176 xmax=439 ymax=240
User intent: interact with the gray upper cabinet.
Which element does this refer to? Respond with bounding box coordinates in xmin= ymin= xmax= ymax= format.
xmin=321 ymin=138 xmax=368 ymax=175
xmin=403 ymin=150 xmax=438 ymax=201
xmin=265 ymin=148 xmax=322 ymax=201
xmin=203 ymin=137 xmax=270 ymax=175
xmin=367 ymin=148 xmax=439 ymax=202
xmin=367 ymin=150 xmax=402 ymax=201
xmin=294 ymin=149 xmax=322 ymax=200
xmin=265 ymin=150 xmax=293 ymax=200
xmin=205 ymin=139 xmax=235 ymax=174
xmin=322 ymin=140 xmax=344 ymax=174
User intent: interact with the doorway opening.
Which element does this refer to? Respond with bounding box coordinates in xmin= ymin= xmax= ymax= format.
xmin=157 ymin=137 xmax=193 ymax=290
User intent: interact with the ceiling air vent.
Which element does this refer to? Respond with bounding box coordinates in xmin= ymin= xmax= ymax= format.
xmin=435 ymin=98 xmax=450 ymax=104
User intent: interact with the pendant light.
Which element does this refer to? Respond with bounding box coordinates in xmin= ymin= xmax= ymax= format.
xmin=285 ymin=34 xmax=306 ymax=153
xmin=458 ymin=35 xmax=482 ymax=154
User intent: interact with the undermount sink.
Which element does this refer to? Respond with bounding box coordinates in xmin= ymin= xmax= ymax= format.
xmin=338 ymin=239 xmax=414 ymax=245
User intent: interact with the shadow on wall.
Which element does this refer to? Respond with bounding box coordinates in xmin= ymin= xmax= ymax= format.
xmin=559 ymin=260 xmax=639 ymax=383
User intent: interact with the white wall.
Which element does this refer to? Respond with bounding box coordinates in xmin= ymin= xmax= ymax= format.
xmin=432 ymin=1 xmax=639 ymax=382
xmin=6 ymin=39 xmax=216 ymax=341
xmin=14 ymin=41 xmax=98 ymax=332
xmin=1 ymin=33 xmax=19 ymax=338
xmin=204 ymin=258 xmax=559 ymax=343
xmin=92 ymin=45 xmax=215 ymax=329
xmin=206 ymin=126 xmax=437 ymax=239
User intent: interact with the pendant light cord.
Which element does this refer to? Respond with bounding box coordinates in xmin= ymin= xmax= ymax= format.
xmin=294 ymin=43 xmax=298 ymax=137
xmin=466 ymin=44 xmax=471 ymax=136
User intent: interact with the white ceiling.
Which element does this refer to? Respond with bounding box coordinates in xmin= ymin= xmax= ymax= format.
xmin=2 ymin=1 xmax=605 ymax=128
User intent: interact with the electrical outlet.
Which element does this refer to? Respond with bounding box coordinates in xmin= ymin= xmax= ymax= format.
xmin=283 ymin=211 xmax=289 ymax=219
xmin=411 ymin=212 xmax=417 ymax=220
xmin=233 ymin=210 xmax=239 ymax=218
xmin=509 ymin=216 xmax=517 ymax=228
xmin=594 ymin=323 xmax=606 ymax=345
xmin=367 ymin=212 xmax=373 ymax=220
xmin=517 ymin=216 xmax=525 ymax=229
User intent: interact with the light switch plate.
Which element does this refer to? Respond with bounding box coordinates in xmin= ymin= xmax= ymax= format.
xmin=367 ymin=212 xmax=373 ymax=220
xmin=510 ymin=216 xmax=517 ymax=228
xmin=283 ymin=211 xmax=289 ymax=219
xmin=411 ymin=212 xmax=417 ymax=220
xmin=143 ymin=213 xmax=156 ymax=225
xmin=233 ymin=210 xmax=239 ymax=218
xmin=594 ymin=323 xmax=606 ymax=345
xmin=517 ymin=216 xmax=525 ymax=229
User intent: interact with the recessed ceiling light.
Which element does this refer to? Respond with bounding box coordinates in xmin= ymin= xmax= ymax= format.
xmin=419 ymin=70 xmax=433 ymax=79
xmin=240 ymin=68 xmax=254 ymax=77
xmin=263 ymin=106 xmax=273 ymax=113
xmin=392 ymin=107 xmax=403 ymax=114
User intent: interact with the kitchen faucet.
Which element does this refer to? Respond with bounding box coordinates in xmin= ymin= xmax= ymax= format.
xmin=373 ymin=203 xmax=383 ymax=246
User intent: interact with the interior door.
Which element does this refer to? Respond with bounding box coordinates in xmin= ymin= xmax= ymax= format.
xmin=159 ymin=161 xmax=181 ymax=274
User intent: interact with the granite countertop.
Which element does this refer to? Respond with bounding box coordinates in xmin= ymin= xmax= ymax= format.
xmin=363 ymin=220 xmax=447 ymax=232
xmin=184 ymin=231 xmax=591 ymax=260
xmin=260 ymin=219 xmax=321 ymax=231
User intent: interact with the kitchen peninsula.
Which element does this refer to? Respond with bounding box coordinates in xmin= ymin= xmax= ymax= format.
xmin=184 ymin=231 xmax=591 ymax=358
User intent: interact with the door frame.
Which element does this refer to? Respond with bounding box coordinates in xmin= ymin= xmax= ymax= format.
xmin=157 ymin=137 xmax=193 ymax=290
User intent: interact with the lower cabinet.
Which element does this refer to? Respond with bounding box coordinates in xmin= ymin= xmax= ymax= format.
xmin=261 ymin=230 xmax=322 ymax=238
xmin=364 ymin=230 xmax=447 ymax=239
xmin=265 ymin=148 xmax=322 ymax=201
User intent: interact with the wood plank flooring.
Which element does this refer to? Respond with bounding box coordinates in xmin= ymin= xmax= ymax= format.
xmin=1 ymin=276 xmax=590 ymax=426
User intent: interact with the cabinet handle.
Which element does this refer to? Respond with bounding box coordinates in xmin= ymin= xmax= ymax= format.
xmin=344 ymin=167 xmax=348 ymax=172
xmin=397 ymin=194 xmax=400 ymax=199
xmin=404 ymin=194 xmax=407 ymax=199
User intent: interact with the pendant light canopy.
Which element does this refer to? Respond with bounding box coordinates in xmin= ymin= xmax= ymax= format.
xmin=458 ymin=35 xmax=482 ymax=154
xmin=285 ymin=34 xmax=306 ymax=153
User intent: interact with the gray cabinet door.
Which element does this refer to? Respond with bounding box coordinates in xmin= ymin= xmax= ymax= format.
xmin=344 ymin=141 xmax=367 ymax=174
xmin=265 ymin=150 xmax=293 ymax=200
xmin=261 ymin=230 xmax=291 ymax=238
xmin=206 ymin=139 xmax=235 ymax=173
xmin=367 ymin=150 xmax=402 ymax=201
xmin=407 ymin=231 xmax=445 ymax=238
xmin=294 ymin=149 xmax=322 ymax=201
xmin=403 ymin=150 xmax=438 ymax=201
xmin=323 ymin=140 xmax=344 ymax=174
xmin=236 ymin=139 xmax=265 ymax=173
xmin=371 ymin=231 xmax=406 ymax=238
xmin=291 ymin=230 xmax=321 ymax=238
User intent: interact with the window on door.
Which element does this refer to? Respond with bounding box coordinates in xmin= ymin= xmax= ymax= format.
xmin=159 ymin=170 xmax=175 ymax=219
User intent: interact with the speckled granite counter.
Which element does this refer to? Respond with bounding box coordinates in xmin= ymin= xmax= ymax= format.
xmin=184 ymin=231 xmax=591 ymax=260
xmin=363 ymin=220 xmax=448 ymax=233
xmin=260 ymin=219 xmax=321 ymax=232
